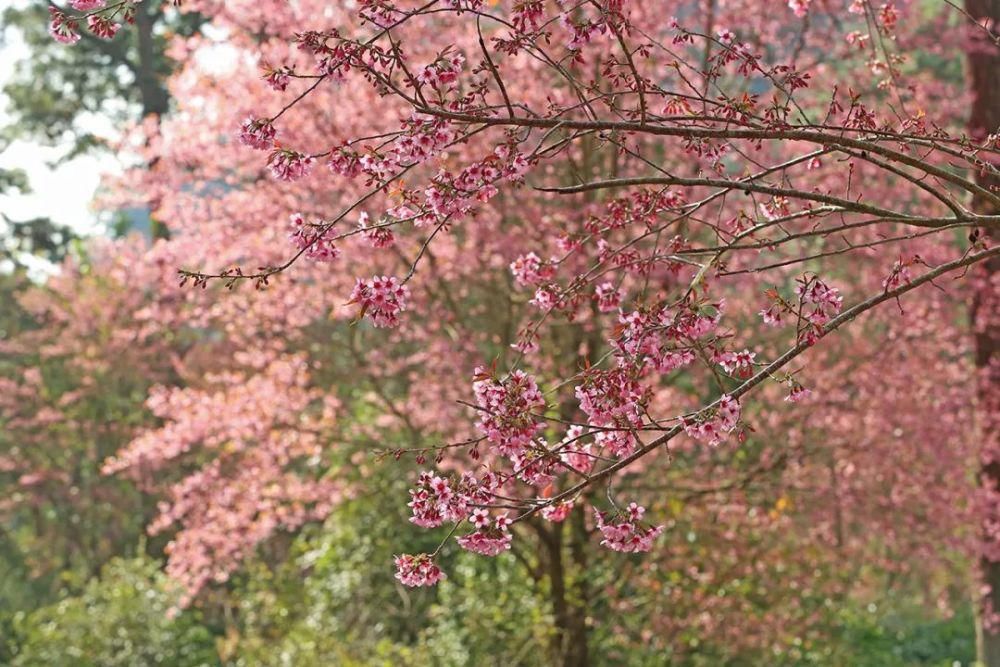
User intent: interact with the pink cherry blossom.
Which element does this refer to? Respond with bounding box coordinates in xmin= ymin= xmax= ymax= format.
xmin=239 ymin=117 xmax=277 ymax=150
xmin=457 ymin=513 xmax=513 ymax=556
xmin=595 ymin=503 xmax=664 ymax=553
xmin=48 ymin=9 xmax=80 ymax=44
xmin=358 ymin=212 xmax=395 ymax=249
xmin=473 ymin=367 xmax=545 ymax=456
xmin=394 ymin=553 xmax=445 ymax=587
xmin=70 ymin=0 xmax=106 ymax=10
xmin=788 ymin=0 xmax=811 ymax=18
xmin=268 ymin=150 xmax=314 ymax=182
xmin=350 ymin=276 xmax=410 ymax=328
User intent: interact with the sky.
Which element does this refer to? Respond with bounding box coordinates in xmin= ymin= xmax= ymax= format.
xmin=0 ymin=8 xmax=122 ymax=238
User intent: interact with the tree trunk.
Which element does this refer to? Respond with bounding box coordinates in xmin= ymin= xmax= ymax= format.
xmin=967 ymin=1 xmax=1000 ymax=664
xmin=538 ymin=515 xmax=591 ymax=667
xmin=134 ymin=1 xmax=170 ymax=118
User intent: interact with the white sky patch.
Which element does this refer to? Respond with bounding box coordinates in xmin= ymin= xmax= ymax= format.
xmin=0 ymin=4 xmax=233 ymax=248
xmin=194 ymin=27 xmax=239 ymax=76
xmin=0 ymin=140 xmax=119 ymax=235
xmin=0 ymin=11 xmax=123 ymax=237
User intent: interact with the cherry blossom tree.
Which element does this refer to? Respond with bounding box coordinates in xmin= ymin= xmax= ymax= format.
xmin=34 ymin=0 xmax=1000 ymax=662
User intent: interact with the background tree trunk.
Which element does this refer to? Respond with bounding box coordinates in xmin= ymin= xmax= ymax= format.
xmin=134 ymin=1 xmax=170 ymax=118
xmin=967 ymin=1 xmax=1000 ymax=664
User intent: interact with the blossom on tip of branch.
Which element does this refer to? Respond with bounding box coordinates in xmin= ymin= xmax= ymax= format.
xmin=561 ymin=425 xmax=595 ymax=474
xmin=239 ymin=117 xmax=276 ymax=150
xmin=529 ymin=287 xmax=558 ymax=311
xmin=457 ymin=512 xmax=513 ymax=556
xmin=760 ymin=303 xmax=783 ymax=327
xmin=473 ymin=367 xmax=545 ymax=456
xmin=48 ymin=10 xmax=80 ymax=45
xmin=510 ymin=252 xmax=553 ymax=287
xmin=595 ymin=503 xmax=664 ymax=553
xmin=268 ymin=150 xmax=314 ymax=182
xmin=718 ymin=349 xmax=757 ymax=379
xmin=327 ymin=145 xmax=362 ymax=178
xmin=575 ymin=367 xmax=646 ymax=457
xmin=87 ymin=14 xmax=120 ymax=40
xmin=394 ymin=553 xmax=445 ymax=587
xmin=788 ymin=0 xmax=810 ymax=18
xmin=595 ymin=282 xmax=623 ymax=313
xmin=542 ymin=500 xmax=574 ymax=523
xmin=510 ymin=444 xmax=559 ymax=486
xmin=683 ymin=394 xmax=741 ymax=447
xmin=884 ymin=257 xmax=918 ymax=291
xmin=408 ymin=471 xmax=465 ymax=528
xmin=358 ymin=212 xmax=395 ymax=249
xmin=262 ymin=65 xmax=292 ymax=92
xmin=288 ymin=213 xmax=340 ymax=262
xmin=349 ymin=276 xmax=410 ymax=328
xmin=786 ymin=383 xmax=812 ymax=403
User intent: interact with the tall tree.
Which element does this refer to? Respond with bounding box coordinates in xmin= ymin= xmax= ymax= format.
xmin=966 ymin=0 xmax=1000 ymax=663
xmin=32 ymin=1 xmax=1000 ymax=662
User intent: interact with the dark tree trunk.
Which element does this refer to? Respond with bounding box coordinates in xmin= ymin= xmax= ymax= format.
xmin=539 ymin=514 xmax=591 ymax=667
xmin=967 ymin=1 xmax=1000 ymax=664
xmin=134 ymin=1 xmax=170 ymax=117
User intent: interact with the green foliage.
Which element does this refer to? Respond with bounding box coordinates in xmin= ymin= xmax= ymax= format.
xmin=7 ymin=555 xmax=219 ymax=667
xmin=0 ymin=166 xmax=30 ymax=195
xmin=826 ymin=601 xmax=976 ymax=667
xmin=231 ymin=485 xmax=555 ymax=667
xmin=0 ymin=215 xmax=79 ymax=265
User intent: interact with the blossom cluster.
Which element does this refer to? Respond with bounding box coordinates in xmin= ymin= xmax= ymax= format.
xmin=560 ymin=425 xmax=595 ymax=474
xmin=349 ymin=276 xmax=410 ymax=328
xmin=760 ymin=276 xmax=843 ymax=345
xmin=416 ymin=52 xmax=465 ymax=90
xmin=288 ymin=213 xmax=340 ymax=262
xmin=357 ymin=212 xmax=395 ymax=249
xmin=510 ymin=252 xmax=554 ymax=287
xmin=683 ymin=395 xmax=742 ymax=446
xmin=407 ymin=470 xmax=499 ymax=529
xmin=268 ymin=150 xmax=315 ymax=182
xmin=541 ymin=500 xmax=574 ymax=523
xmin=48 ymin=9 xmax=81 ymax=45
xmin=595 ymin=503 xmax=664 ymax=553
xmin=717 ymin=349 xmax=757 ymax=379
xmin=87 ymin=14 xmax=120 ymax=39
xmin=391 ymin=115 xmax=456 ymax=167
xmin=472 ymin=367 xmax=545 ymax=455
xmin=394 ymin=553 xmax=445 ymax=587
xmin=884 ymin=256 xmax=918 ymax=291
xmin=510 ymin=444 xmax=559 ymax=486
xmin=456 ymin=510 xmax=513 ymax=556
xmin=262 ymin=65 xmax=291 ymax=92
xmin=408 ymin=472 xmax=466 ymax=528
xmin=575 ymin=367 xmax=646 ymax=457
xmin=797 ymin=278 xmax=843 ymax=326
xmin=238 ymin=117 xmax=276 ymax=151
xmin=614 ymin=301 xmax=722 ymax=372
xmin=422 ymin=146 xmax=529 ymax=219
xmin=49 ymin=3 xmax=126 ymax=44
xmin=595 ymin=282 xmax=622 ymax=312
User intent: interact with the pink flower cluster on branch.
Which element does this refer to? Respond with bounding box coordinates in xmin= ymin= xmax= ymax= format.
xmin=456 ymin=509 xmax=513 ymax=556
xmin=349 ymin=275 xmax=410 ymax=328
xmin=595 ymin=503 xmax=664 ymax=553
xmin=472 ymin=366 xmax=545 ymax=456
xmin=394 ymin=553 xmax=445 ymax=587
